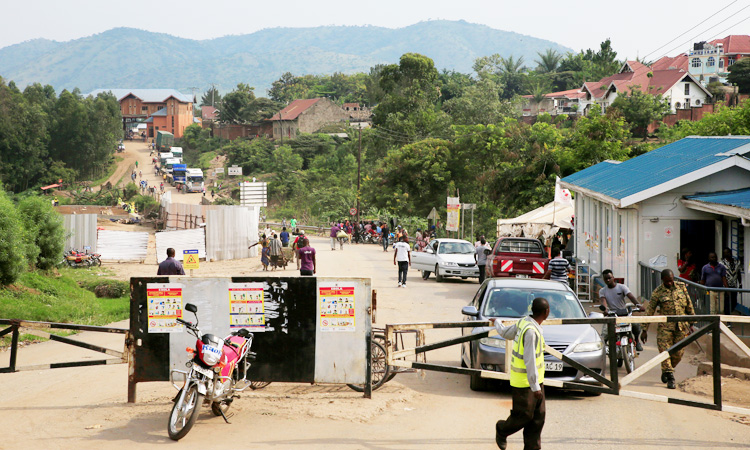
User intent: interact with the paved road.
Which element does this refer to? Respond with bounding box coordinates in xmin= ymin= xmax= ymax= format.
xmin=0 ymin=237 xmax=747 ymax=449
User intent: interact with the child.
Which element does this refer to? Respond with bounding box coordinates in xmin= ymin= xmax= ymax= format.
xmin=260 ymin=240 xmax=270 ymax=271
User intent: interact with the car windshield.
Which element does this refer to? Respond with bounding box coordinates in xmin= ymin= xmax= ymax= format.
xmin=438 ymin=242 xmax=474 ymax=254
xmin=188 ymin=176 xmax=204 ymax=182
xmin=482 ymin=288 xmax=584 ymax=319
xmin=497 ymin=239 xmax=543 ymax=254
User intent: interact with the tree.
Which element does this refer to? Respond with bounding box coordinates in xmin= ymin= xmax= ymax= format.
xmin=473 ymin=54 xmax=528 ymax=99
xmin=220 ymin=83 xmax=255 ymax=123
xmin=610 ymin=87 xmax=671 ymax=138
xmin=241 ymin=97 xmax=284 ymax=123
xmin=564 ymin=104 xmax=630 ymax=172
xmin=0 ymin=187 xmax=27 ymax=285
xmin=224 ymin=138 xmax=275 ymax=174
xmin=728 ymin=57 xmax=750 ymax=94
xmin=17 ymin=196 xmax=65 ymax=270
xmin=268 ymin=73 xmax=310 ymax=103
xmin=442 ymin=78 xmax=513 ymax=125
xmin=200 ymin=87 xmax=222 ymax=107
xmin=535 ymin=49 xmax=562 ymax=73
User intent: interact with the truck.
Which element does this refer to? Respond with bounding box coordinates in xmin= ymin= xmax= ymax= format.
xmin=170 ymin=163 xmax=187 ymax=186
xmin=170 ymin=147 xmax=183 ymax=159
xmin=159 ymin=152 xmax=174 ymax=166
xmin=156 ymin=131 xmax=174 ymax=152
xmin=185 ymin=168 xmax=205 ymax=193
xmin=485 ymin=237 xmax=549 ymax=280
xmin=164 ymin=158 xmax=181 ymax=175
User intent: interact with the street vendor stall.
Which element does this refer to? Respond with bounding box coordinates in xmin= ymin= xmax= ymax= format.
xmin=496 ymin=200 xmax=574 ymax=240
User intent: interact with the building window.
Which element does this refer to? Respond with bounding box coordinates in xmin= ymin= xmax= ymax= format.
xmin=707 ymin=57 xmax=715 ymax=67
xmin=728 ymin=57 xmax=735 ymax=67
xmin=142 ymin=106 xmax=148 ymax=113
xmin=675 ymin=102 xmax=681 ymax=109
xmin=691 ymin=58 xmax=701 ymax=68
xmin=685 ymin=99 xmax=691 ymax=108
xmin=684 ymin=84 xmax=690 ymax=95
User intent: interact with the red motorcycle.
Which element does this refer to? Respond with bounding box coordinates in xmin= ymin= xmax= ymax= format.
xmin=168 ymin=303 xmax=257 ymax=440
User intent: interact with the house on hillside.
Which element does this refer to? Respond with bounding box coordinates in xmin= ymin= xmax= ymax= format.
xmin=559 ymin=136 xmax=750 ymax=297
xmin=86 ymin=88 xmax=195 ymax=138
xmin=269 ymin=98 xmax=348 ymax=140
xmin=520 ymin=89 xmax=587 ymax=116
xmin=687 ymin=35 xmax=750 ymax=85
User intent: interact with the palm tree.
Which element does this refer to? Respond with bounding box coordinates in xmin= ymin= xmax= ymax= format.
xmin=529 ymin=81 xmax=550 ymax=104
xmin=499 ymin=55 xmax=526 ymax=74
xmin=535 ymin=49 xmax=562 ymax=73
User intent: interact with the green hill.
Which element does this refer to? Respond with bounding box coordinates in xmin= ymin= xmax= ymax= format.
xmin=0 ymin=21 xmax=572 ymax=94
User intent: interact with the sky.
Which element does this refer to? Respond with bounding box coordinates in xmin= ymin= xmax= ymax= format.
xmin=3 ymin=0 xmax=750 ymax=61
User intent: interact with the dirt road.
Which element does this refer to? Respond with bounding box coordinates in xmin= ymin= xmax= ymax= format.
xmin=1 ymin=237 xmax=748 ymax=449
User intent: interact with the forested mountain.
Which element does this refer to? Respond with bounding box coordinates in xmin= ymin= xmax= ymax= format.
xmin=0 ymin=21 xmax=571 ymax=93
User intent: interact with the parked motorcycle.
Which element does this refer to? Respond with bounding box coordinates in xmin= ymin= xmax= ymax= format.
xmin=62 ymin=249 xmax=100 ymax=268
xmin=600 ymin=304 xmax=641 ymax=374
xmin=168 ymin=303 xmax=257 ymax=440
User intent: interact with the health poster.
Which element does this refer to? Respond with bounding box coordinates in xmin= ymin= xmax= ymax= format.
xmin=146 ymin=283 xmax=184 ymax=333
xmin=446 ymin=197 xmax=460 ymax=232
xmin=228 ymin=282 xmax=265 ymax=331
xmin=319 ymin=284 xmax=356 ymax=332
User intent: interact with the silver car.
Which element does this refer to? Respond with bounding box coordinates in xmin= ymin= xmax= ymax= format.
xmin=460 ymin=278 xmax=605 ymax=391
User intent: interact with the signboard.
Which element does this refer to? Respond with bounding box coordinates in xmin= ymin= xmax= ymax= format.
xmin=228 ymin=165 xmax=243 ymax=176
xmin=349 ymin=208 xmax=357 ymax=216
xmin=228 ymin=282 xmax=266 ymax=331
xmin=446 ymin=197 xmax=460 ymax=232
xmin=183 ymin=249 xmax=199 ymax=270
xmin=146 ymin=283 xmax=183 ymax=333
xmin=214 ymin=167 xmax=225 ymax=175
xmin=240 ymin=181 xmax=268 ymax=207
xmin=462 ymin=203 xmax=476 ymax=210
xmin=319 ymin=283 xmax=356 ymax=332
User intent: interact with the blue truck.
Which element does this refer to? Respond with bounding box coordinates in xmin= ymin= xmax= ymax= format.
xmin=170 ymin=163 xmax=187 ymax=186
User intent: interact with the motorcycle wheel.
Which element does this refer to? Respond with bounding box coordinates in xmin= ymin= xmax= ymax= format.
xmin=623 ymin=343 xmax=635 ymax=374
xmin=210 ymin=400 xmax=231 ymax=417
xmin=347 ymin=341 xmax=390 ymax=392
xmin=250 ymin=381 xmax=271 ymax=390
xmin=93 ymin=257 xmax=101 ymax=267
xmin=168 ymin=383 xmax=203 ymax=441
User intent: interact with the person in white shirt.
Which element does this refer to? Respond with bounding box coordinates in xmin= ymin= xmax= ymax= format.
xmin=393 ymin=235 xmax=411 ymax=287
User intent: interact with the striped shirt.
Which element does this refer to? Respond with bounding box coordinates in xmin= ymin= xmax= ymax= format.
xmin=548 ymin=257 xmax=569 ymax=282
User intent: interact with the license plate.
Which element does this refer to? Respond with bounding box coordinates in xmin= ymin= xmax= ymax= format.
xmin=515 ymin=274 xmax=530 ymax=279
xmin=192 ymin=364 xmax=214 ymax=378
xmin=545 ymin=362 xmax=563 ymax=372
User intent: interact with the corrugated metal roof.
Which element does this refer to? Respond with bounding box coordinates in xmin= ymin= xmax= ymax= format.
xmin=151 ymin=107 xmax=167 ymax=117
xmin=562 ymin=136 xmax=750 ymax=201
xmin=86 ymin=89 xmax=194 ymax=103
xmin=685 ymin=188 xmax=750 ymax=209
xmin=97 ymin=230 xmax=149 ymax=262
xmin=155 ymin=229 xmax=206 ymax=263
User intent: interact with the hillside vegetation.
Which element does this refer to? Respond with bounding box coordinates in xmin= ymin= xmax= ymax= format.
xmin=0 ymin=21 xmax=572 ymax=92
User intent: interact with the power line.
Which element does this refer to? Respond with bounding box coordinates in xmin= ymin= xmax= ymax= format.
xmin=705 ymin=13 xmax=750 ymax=42
xmin=642 ymin=0 xmax=738 ymax=59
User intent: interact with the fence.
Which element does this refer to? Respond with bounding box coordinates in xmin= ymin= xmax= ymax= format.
xmin=0 ymin=319 xmax=129 ymax=373
xmin=97 ymin=229 xmax=149 ymax=262
xmin=385 ymin=314 xmax=750 ymax=415
xmin=63 ymin=214 xmax=98 ymax=252
xmin=639 ymin=262 xmax=750 ymax=336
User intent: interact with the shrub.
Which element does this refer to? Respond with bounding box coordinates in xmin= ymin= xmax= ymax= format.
xmin=17 ymin=196 xmax=66 ymax=270
xmin=0 ymin=188 xmax=27 ymax=285
xmin=80 ymin=279 xmax=129 ymax=298
xmin=123 ymin=182 xmax=139 ymax=200
xmin=133 ymin=194 xmax=159 ymax=215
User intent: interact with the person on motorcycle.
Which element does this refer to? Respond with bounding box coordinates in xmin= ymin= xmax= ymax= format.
xmin=599 ymin=269 xmax=643 ymax=352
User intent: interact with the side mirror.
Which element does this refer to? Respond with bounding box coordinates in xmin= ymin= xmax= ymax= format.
xmin=185 ymin=303 xmax=198 ymax=313
xmin=588 ymin=312 xmax=604 ymax=319
xmin=462 ymin=306 xmax=479 ymax=317
xmin=484 ymin=248 xmax=492 ymax=255
xmin=425 ymin=246 xmax=434 ymax=254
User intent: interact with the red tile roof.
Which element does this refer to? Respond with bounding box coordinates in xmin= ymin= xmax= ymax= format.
xmin=201 ymin=105 xmax=218 ymax=120
xmin=522 ymin=88 xmax=586 ymax=100
xmin=710 ymin=35 xmax=750 ymax=55
xmin=651 ymin=54 xmax=689 ymax=71
xmin=270 ymin=98 xmax=321 ymax=121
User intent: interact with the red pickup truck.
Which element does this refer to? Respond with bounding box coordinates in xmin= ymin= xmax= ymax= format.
xmin=486 ymin=237 xmax=549 ymax=279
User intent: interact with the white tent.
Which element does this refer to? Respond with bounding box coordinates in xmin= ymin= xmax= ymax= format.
xmin=496 ymin=201 xmax=574 ymax=239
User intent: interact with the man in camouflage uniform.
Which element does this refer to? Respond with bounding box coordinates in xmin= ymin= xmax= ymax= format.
xmin=640 ymin=269 xmax=695 ymax=389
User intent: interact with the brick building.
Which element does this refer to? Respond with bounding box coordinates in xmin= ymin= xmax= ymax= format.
xmin=86 ymin=89 xmax=195 ymax=138
xmin=269 ymin=98 xmax=348 ymax=140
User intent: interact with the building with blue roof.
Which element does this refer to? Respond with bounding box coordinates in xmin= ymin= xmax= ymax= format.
xmin=559 ymin=136 xmax=750 ymax=307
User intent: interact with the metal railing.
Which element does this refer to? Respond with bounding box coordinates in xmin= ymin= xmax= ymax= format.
xmin=639 ymin=261 xmax=749 ymax=336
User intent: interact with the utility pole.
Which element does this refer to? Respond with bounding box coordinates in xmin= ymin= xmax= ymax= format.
xmin=357 ymin=125 xmax=362 ymax=224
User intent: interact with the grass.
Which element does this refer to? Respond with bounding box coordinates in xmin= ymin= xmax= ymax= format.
xmin=0 ymin=267 xmax=130 ymax=346
xmin=90 ymin=155 xmax=123 ymax=186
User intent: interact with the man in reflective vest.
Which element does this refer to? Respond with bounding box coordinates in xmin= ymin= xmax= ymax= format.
xmin=490 ymin=297 xmax=550 ymax=450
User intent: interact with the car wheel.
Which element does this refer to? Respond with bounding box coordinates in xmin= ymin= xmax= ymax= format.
xmin=435 ymin=265 xmax=444 ymax=282
xmin=422 ymin=270 xmax=430 ymax=280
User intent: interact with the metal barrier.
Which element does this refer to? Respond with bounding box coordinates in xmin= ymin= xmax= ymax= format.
xmin=639 ymin=261 xmax=750 ymax=336
xmin=0 ymin=319 xmax=129 ymax=373
xmin=385 ymin=314 xmax=750 ymax=415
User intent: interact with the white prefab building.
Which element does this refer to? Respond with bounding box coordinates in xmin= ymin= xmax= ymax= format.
xmin=560 ymin=136 xmax=750 ymax=298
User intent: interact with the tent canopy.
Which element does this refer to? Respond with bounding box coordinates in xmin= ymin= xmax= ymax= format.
xmin=496 ymin=200 xmax=574 ymax=239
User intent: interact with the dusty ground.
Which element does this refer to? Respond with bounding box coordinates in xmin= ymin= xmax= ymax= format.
xmin=2 ymin=236 xmax=750 ymax=449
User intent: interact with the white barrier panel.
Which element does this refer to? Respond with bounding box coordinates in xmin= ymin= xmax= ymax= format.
xmin=206 ymin=206 xmax=259 ymax=261
xmin=154 ymin=228 xmax=206 ymax=263
xmin=63 ymin=214 xmax=98 ymax=252
xmin=98 ymin=230 xmax=149 ymax=262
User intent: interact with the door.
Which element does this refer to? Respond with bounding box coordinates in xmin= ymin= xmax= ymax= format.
xmin=680 ymin=220 xmax=716 ymax=275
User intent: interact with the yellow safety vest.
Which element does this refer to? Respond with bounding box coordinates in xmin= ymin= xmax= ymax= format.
xmin=509 ymin=316 xmax=545 ymax=388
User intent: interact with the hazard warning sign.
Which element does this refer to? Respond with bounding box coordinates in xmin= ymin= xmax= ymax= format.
xmin=183 ymin=249 xmax=199 ymax=270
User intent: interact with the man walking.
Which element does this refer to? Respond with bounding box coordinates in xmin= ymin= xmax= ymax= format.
xmin=490 ymin=298 xmax=550 ymax=450
xmin=290 ymin=216 xmax=297 ymax=230
xmin=280 ymin=227 xmax=290 ymax=248
xmin=297 ymin=237 xmax=316 ymax=276
xmin=641 ymin=269 xmax=695 ymax=389
xmin=700 ymin=252 xmax=728 ymax=315
xmin=599 ymin=269 xmax=643 ymax=351
xmin=330 ymin=223 xmax=341 ymax=251
xmin=268 ymin=233 xmax=282 ymax=271
xmin=157 ymin=248 xmax=186 ymax=275
xmin=381 ymin=223 xmax=390 ymax=252
xmin=475 ymin=237 xmax=491 ymax=284
xmin=393 ymin=235 xmax=411 ymax=288
xmin=543 ymin=247 xmax=570 ymax=284
xmin=721 ymin=247 xmax=742 ymax=314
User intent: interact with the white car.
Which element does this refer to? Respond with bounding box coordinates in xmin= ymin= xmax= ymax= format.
xmin=411 ymin=238 xmax=479 ymax=281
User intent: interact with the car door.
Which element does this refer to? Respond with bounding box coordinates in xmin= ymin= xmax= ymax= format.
xmin=462 ymin=282 xmax=488 ymax=364
xmin=411 ymin=240 xmax=438 ymax=271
